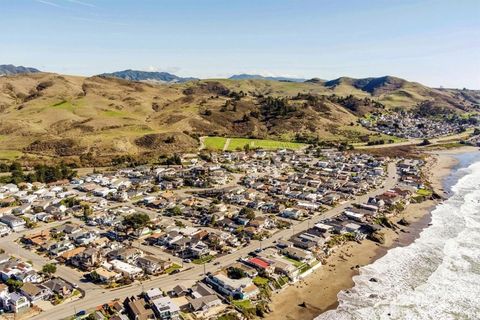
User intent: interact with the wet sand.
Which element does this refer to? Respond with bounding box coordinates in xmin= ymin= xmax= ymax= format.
xmin=266 ymin=150 xmax=464 ymax=320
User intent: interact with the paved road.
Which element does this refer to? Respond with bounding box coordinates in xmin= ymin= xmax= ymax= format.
xmin=29 ymin=162 xmax=398 ymax=320
xmin=0 ymin=220 xmax=100 ymax=292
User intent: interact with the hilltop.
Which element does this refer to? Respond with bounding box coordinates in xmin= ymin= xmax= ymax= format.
xmin=229 ymin=74 xmax=306 ymax=82
xmin=0 ymin=64 xmax=40 ymax=76
xmin=99 ymin=69 xmax=197 ymax=83
xmin=0 ymin=72 xmax=478 ymax=165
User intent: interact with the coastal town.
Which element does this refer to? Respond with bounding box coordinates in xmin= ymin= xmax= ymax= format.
xmin=360 ymin=112 xmax=478 ymax=139
xmin=0 ymin=146 xmax=434 ymax=320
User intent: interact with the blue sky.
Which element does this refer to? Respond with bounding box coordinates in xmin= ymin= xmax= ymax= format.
xmin=1 ymin=0 xmax=479 ymax=88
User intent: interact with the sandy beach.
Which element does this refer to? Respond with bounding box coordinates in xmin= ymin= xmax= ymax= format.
xmin=265 ymin=147 xmax=475 ymax=320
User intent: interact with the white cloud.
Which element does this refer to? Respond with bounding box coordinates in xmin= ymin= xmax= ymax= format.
xmin=66 ymin=0 xmax=97 ymax=8
xmin=145 ymin=66 xmax=181 ymax=74
xmin=34 ymin=0 xmax=62 ymax=8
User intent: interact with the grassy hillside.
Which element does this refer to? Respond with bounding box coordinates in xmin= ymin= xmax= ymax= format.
xmin=0 ymin=72 xmax=477 ymax=165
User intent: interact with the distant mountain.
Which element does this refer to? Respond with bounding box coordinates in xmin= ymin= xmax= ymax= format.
xmin=229 ymin=74 xmax=306 ymax=82
xmin=324 ymin=76 xmax=409 ymax=95
xmin=305 ymin=78 xmax=325 ymax=84
xmin=99 ymin=69 xmax=197 ymax=83
xmin=0 ymin=64 xmax=40 ymax=75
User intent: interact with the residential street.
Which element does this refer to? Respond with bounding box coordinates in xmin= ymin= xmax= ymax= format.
xmin=28 ymin=162 xmax=398 ymax=320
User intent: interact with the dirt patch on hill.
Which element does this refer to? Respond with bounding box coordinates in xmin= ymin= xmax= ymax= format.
xmin=24 ymin=138 xmax=87 ymax=156
xmin=134 ymin=132 xmax=198 ymax=153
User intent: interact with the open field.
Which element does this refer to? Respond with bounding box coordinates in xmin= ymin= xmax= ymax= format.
xmin=202 ymin=137 xmax=227 ymax=150
xmin=203 ymin=136 xmax=305 ymax=151
xmin=0 ymin=150 xmax=24 ymax=161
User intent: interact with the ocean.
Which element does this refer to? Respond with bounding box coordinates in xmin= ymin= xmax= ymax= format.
xmin=315 ymin=152 xmax=480 ymax=320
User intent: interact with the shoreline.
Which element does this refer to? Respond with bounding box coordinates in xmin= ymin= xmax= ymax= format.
xmin=265 ymin=147 xmax=472 ymax=320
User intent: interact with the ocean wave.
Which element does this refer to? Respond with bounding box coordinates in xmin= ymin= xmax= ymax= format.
xmin=316 ymin=158 xmax=480 ymax=320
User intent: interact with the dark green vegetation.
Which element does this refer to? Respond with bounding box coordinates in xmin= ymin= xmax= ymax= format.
xmin=122 ymin=213 xmax=151 ymax=229
xmin=0 ymin=162 xmax=76 ymax=184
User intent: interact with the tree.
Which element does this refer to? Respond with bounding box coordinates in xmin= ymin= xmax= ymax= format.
xmin=6 ymin=279 xmax=23 ymax=292
xmin=174 ymin=220 xmax=186 ymax=228
xmin=82 ymin=203 xmax=93 ymax=220
xmin=240 ymin=207 xmax=255 ymax=220
xmin=123 ymin=213 xmax=150 ymax=229
xmin=89 ymin=271 xmax=100 ymax=283
xmin=42 ymin=263 xmax=57 ymax=275
xmin=9 ymin=162 xmax=25 ymax=184
xmin=168 ymin=206 xmax=182 ymax=216
xmin=227 ymin=267 xmax=246 ymax=279
xmin=419 ymin=139 xmax=431 ymax=146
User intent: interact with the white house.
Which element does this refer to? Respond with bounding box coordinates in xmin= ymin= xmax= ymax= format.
xmin=110 ymin=260 xmax=143 ymax=279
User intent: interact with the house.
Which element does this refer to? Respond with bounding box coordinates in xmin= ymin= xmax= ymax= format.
xmin=45 ymin=240 xmax=75 ymax=257
xmin=72 ymin=231 xmax=98 ymax=245
xmin=92 ymin=267 xmax=120 ymax=283
xmin=226 ymin=262 xmax=258 ymax=278
xmin=0 ymin=215 xmax=26 ymax=231
xmin=136 ymin=256 xmax=172 ymax=275
xmin=188 ymin=241 xmax=210 ymax=258
xmin=271 ymin=259 xmax=299 ymax=280
xmin=281 ymin=247 xmax=314 ymax=263
xmin=0 ymin=283 xmax=9 ymax=309
xmin=110 ymin=260 xmax=143 ymax=279
xmin=70 ymin=248 xmax=103 ymax=271
xmin=20 ymin=282 xmax=51 ymax=304
xmin=145 ymin=288 xmax=163 ymax=301
xmin=42 ymin=278 xmax=73 ymax=297
xmin=125 ymin=297 xmax=155 ymax=320
xmin=248 ymin=216 xmax=272 ymax=230
xmin=23 ymin=231 xmax=50 ymax=247
xmin=314 ymin=222 xmax=334 ymax=233
xmin=0 ymin=259 xmax=40 ymax=283
xmin=246 ymin=257 xmax=274 ymax=274
xmin=206 ymin=270 xmax=259 ymax=300
xmin=151 ymin=296 xmax=180 ymax=320
xmin=188 ymin=282 xmax=223 ymax=314
xmin=280 ymin=208 xmax=304 ymax=220
xmin=4 ymin=292 xmax=30 ymax=313
xmin=0 ymin=223 xmax=11 ymax=237
xmin=189 ymin=295 xmax=222 ymax=315
xmin=51 ymin=223 xmax=82 ymax=236
xmin=58 ymin=247 xmax=86 ymax=263
xmin=109 ymin=247 xmax=143 ymax=264
xmin=169 ymin=285 xmax=188 ymax=297
xmin=344 ymin=210 xmax=365 ymax=222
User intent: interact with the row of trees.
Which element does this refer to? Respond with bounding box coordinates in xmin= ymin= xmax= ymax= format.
xmin=0 ymin=162 xmax=77 ymax=184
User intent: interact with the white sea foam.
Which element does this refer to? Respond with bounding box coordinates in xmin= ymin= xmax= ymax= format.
xmin=316 ymin=159 xmax=480 ymax=320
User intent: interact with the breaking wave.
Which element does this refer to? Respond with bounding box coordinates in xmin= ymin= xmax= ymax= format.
xmin=315 ymin=155 xmax=480 ymax=320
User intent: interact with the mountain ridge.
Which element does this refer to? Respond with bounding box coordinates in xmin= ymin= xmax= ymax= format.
xmin=98 ymin=69 xmax=198 ymax=83
xmin=229 ymin=73 xmax=306 ymax=82
xmin=0 ymin=64 xmax=40 ymax=76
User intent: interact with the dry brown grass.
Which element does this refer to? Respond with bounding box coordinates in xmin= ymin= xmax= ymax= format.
xmin=0 ymin=73 xmax=476 ymax=164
